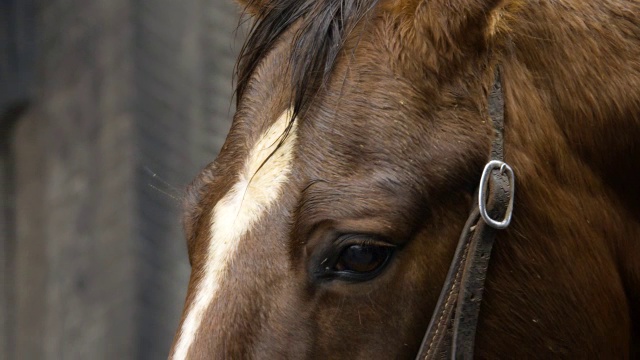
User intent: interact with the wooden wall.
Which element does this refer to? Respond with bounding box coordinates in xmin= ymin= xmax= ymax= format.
xmin=0 ymin=0 xmax=241 ymax=358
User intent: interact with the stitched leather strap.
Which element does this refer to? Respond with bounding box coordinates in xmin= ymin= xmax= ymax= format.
xmin=415 ymin=67 xmax=513 ymax=360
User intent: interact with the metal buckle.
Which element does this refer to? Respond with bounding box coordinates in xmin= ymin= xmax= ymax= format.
xmin=478 ymin=160 xmax=515 ymax=229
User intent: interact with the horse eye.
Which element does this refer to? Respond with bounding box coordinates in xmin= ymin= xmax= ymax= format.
xmin=334 ymin=243 xmax=394 ymax=277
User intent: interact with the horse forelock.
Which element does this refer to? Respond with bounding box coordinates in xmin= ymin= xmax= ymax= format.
xmin=236 ymin=0 xmax=382 ymax=118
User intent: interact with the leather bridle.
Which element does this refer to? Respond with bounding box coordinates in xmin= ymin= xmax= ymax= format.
xmin=415 ymin=67 xmax=515 ymax=359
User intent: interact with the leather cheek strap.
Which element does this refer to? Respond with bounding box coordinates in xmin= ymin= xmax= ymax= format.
xmin=415 ymin=66 xmax=514 ymax=360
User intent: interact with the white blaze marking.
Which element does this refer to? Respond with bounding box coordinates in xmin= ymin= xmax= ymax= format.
xmin=171 ymin=110 xmax=297 ymax=360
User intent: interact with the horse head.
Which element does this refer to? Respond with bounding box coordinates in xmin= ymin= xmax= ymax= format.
xmin=170 ymin=0 xmax=640 ymax=358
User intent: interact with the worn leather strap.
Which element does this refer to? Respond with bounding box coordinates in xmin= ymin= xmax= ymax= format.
xmin=416 ymin=67 xmax=513 ymax=360
xmin=452 ymin=176 xmax=509 ymax=358
xmin=415 ymin=206 xmax=481 ymax=360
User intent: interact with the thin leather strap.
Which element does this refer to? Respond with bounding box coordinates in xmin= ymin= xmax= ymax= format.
xmin=414 ymin=206 xmax=481 ymax=360
xmin=487 ymin=68 xmax=505 ymax=161
xmin=451 ymin=179 xmax=508 ymax=358
xmin=451 ymin=67 xmax=508 ymax=358
xmin=416 ymin=66 xmax=512 ymax=360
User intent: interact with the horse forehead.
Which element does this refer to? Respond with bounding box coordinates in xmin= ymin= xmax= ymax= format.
xmin=172 ymin=109 xmax=297 ymax=360
xmin=214 ymin=108 xmax=296 ymax=239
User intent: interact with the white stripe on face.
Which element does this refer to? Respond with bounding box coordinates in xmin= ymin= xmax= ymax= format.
xmin=171 ymin=109 xmax=297 ymax=360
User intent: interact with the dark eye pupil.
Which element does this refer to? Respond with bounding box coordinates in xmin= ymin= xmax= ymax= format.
xmin=336 ymin=244 xmax=390 ymax=273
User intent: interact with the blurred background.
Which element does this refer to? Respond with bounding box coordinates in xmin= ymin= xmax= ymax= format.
xmin=1 ymin=0 xmax=244 ymax=358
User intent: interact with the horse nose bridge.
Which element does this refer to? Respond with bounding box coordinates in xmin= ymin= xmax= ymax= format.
xmin=175 ymin=132 xmax=299 ymax=358
xmin=173 ymin=273 xmax=275 ymax=358
xmin=199 ymin=237 xmax=292 ymax=354
xmin=172 ymin=231 xmax=291 ymax=359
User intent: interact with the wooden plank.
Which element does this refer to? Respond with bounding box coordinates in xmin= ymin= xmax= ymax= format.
xmin=12 ymin=109 xmax=48 ymax=360
xmin=2 ymin=0 xmax=240 ymax=358
xmin=11 ymin=1 xmax=138 ymax=358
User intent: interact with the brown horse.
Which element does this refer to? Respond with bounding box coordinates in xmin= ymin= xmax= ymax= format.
xmin=169 ymin=0 xmax=640 ymax=358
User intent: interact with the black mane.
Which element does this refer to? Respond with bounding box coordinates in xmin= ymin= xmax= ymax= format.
xmin=236 ymin=0 xmax=381 ymax=116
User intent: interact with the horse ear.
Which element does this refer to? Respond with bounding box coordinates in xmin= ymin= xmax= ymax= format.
xmin=410 ymin=0 xmax=515 ymax=62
